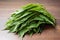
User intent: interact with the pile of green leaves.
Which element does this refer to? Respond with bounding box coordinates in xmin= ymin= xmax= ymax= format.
xmin=5 ymin=4 xmax=56 ymax=37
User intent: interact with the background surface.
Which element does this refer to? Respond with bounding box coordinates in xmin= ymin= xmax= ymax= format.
xmin=0 ymin=0 xmax=60 ymax=40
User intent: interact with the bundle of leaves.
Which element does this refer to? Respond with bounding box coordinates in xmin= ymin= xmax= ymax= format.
xmin=5 ymin=4 xmax=56 ymax=37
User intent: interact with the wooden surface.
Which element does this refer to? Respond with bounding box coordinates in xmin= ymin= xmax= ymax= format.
xmin=0 ymin=0 xmax=60 ymax=40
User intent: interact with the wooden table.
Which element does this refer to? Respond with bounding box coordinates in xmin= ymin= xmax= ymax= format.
xmin=0 ymin=0 xmax=60 ymax=40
